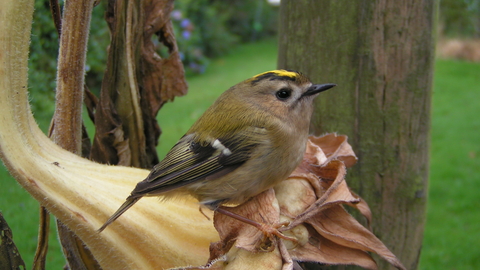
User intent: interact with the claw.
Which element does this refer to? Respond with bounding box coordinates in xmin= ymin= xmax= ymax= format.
xmin=215 ymin=207 xmax=298 ymax=243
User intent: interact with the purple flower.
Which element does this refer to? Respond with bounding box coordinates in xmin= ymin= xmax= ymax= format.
xmin=171 ymin=10 xmax=182 ymax=21
xmin=182 ymin=30 xmax=191 ymax=40
xmin=180 ymin=19 xmax=191 ymax=29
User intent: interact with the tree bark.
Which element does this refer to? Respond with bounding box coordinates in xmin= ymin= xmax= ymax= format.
xmin=278 ymin=1 xmax=436 ymax=269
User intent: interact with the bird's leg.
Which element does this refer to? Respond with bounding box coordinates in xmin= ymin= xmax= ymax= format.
xmin=198 ymin=205 xmax=212 ymax=221
xmin=215 ymin=207 xmax=297 ymax=242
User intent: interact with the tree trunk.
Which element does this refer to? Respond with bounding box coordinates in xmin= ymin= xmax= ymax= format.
xmin=278 ymin=1 xmax=436 ymax=269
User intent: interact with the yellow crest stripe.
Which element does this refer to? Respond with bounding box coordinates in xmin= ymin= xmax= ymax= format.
xmin=253 ymin=69 xmax=298 ymax=79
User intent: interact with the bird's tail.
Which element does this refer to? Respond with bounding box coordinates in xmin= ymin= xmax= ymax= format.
xmin=97 ymin=197 xmax=141 ymax=232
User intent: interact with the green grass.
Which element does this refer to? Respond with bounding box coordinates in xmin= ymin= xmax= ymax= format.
xmin=419 ymin=60 xmax=480 ymax=270
xmin=1 ymin=39 xmax=479 ymax=269
xmin=0 ymin=166 xmax=65 ymax=268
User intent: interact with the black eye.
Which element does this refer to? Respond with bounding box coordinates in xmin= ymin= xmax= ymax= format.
xmin=275 ymin=88 xmax=291 ymax=100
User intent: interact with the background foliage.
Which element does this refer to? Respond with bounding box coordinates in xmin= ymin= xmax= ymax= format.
xmin=28 ymin=0 xmax=279 ymax=131
xmin=440 ymin=0 xmax=480 ymax=37
xmin=27 ymin=0 xmax=479 ymax=131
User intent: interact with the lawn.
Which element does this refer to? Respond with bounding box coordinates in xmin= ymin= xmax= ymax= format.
xmin=419 ymin=59 xmax=480 ymax=269
xmin=1 ymin=38 xmax=479 ymax=269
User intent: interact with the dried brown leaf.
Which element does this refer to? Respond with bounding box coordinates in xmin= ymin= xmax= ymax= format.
xmin=309 ymin=134 xmax=357 ymax=168
xmin=91 ymin=0 xmax=187 ymax=169
xmin=278 ymin=241 xmax=295 ymax=270
xmin=289 ymin=226 xmax=378 ymax=270
xmin=286 ymin=161 xmax=359 ymax=229
xmin=141 ymin=0 xmax=188 ymax=168
xmin=90 ymin=0 xmax=143 ymax=167
xmin=90 ymin=89 xmax=128 ymax=166
xmin=308 ymin=207 xmax=405 ymax=270
xmin=143 ymin=0 xmax=187 ymax=102
xmin=347 ymin=193 xmax=373 ymax=230
xmin=288 ymin=168 xmax=323 ymax=197
xmin=304 ymin=139 xmax=329 ymax=165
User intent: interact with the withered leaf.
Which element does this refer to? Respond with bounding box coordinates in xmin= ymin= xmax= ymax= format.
xmin=141 ymin=0 xmax=188 ymax=167
xmin=91 ymin=0 xmax=187 ymax=169
xmin=307 ymin=206 xmax=405 ymax=270
xmin=309 ymin=134 xmax=358 ymax=168
xmin=347 ymin=192 xmax=373 ymax=230
xmin=289 ymin=226 xmax=378 ymax=270
xmin=286 ymin=161 xmax=361 ymax=230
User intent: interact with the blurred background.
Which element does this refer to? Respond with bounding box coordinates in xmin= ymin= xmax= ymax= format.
xmin=1 ymin=0 xmax=479 ymax=269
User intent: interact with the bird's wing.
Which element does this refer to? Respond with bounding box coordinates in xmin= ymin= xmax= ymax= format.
xmin=130 ymin=127 xmax=268 ymax=197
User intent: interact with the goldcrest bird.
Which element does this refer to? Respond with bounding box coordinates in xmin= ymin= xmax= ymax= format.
xmin=98 ymin=70 xmax=335 ymax=232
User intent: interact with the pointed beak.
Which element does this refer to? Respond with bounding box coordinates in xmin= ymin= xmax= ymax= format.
xmin=302 ymin=83 xmax=336 ymax=97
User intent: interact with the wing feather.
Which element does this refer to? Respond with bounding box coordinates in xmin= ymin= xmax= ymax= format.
xmin=130 ymin=127 xmax=269 ymax=197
